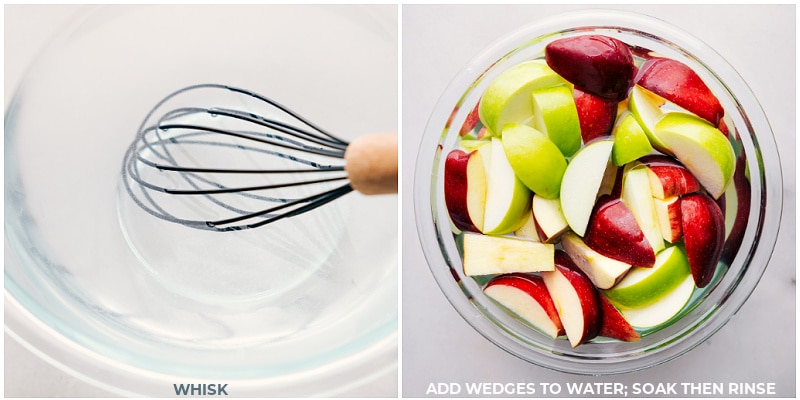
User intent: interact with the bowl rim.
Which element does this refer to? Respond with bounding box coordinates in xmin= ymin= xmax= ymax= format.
xmin=413 ymin=8 xmax=783 ymax=375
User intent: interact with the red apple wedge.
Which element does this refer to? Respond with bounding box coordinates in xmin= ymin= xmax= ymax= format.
xmin=654 ymin=196 xmax=682 ymax=243
xmin=545 ymin=35 xmax=635 ymax=101
xmin=598 ymin=294 xmax=640 ymax=342
xmin=639 ymin=154 xmax=701 ymax=199
xmin=444 ymin=148 xmax=487 ymax=232
xmin=720 ymin=150 xmax=751 ymax=264
xmin=532 ymin=194 xmax=569 ymax=243
xmin=459 ymin=101 xmax=482 ymax=137
xmin=574 ymin=88 xmax=618 ymax=143
xmin=541 ymin=251 xmax=602 ymax=347
xmin=621 ymin=165 xmax=666 ymax=254
xmin=680 ymin=193 xmax=725 ymax=288
xmin=561 ymin=232 xmax=631 ymax=290
xmin=484 ymin=274 xmax=564 ymax=339
xmin=635 ymin=57 xmax=724 ymax=126
xmin=583 ymin=195 xmax=656 ymax=268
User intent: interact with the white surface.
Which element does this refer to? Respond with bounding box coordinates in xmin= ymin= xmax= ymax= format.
xmin=4 ymin=4 xmax=398 ymax=397
xmin=402 ymin=4 xmax=795 ymax=397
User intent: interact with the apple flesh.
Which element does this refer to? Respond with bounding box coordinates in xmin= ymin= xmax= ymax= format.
xmin=561 ymin=231 xmax=631 ymax=290
xmin=574 ymin=88 xmax=618 ymax=143
xmin=444 ymin=149 xmax=487 ymax=232
xmin=598 ymin=294 xmax=640 ymax=342
xmin=621 ymin=165 xmax=666 ymax=254
xmin=514 ymin=209 xmax=539 ymax=240
xmin=680 ymin=193 xmax=725 ymax=288
xmin=639 ymin=154 xmax=701 ymax=199
xmin=484 ymin=273 xmax=564 ymax=339
xmin=635 ymin=57 xmax=724 ymax=126
xmin=531 ymin=84 xmax=582 ymax=157
xmin=654 ymin=112 xmax=736 ymax=199
xmin=583 ymin=195 xmax=656 ymax=268
xmin=478 ymin=60 xmax=565 ymax=137
xmin=654 ymin=196 xmax=682 ymax=243
xmin=502 ymin=124 xmax=567 ymax=199
xmin=545 ymin=35 xmax=635 ymax=101
xmin=532 ymin=194 xmax=569 ymax=243
xmin=559 ymin=139 xmax=615 ymax=236
xmin=604 ymin=245 xmax=691 ymax=308
xmin=461 ymin=233 xmax=554 ymax=276
xmin=482 ymin=138 xmax=532 ymax=235
xmin=541 ymin=251 xmax=602 ymax=347
xmin=619 ymin=274 xmax=695 ymax=329
xmin=627 ymin=85 xmax=670 ymax=154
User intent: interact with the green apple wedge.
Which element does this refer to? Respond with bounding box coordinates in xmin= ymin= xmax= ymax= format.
xmin=612 ymin=112 xmax=653 ymax=166
xmin=482 ymin=137 xmax=532 ymax=235
xmin=628 ymin=85 xmax=671 ymax=154
xmin=478 ymin=60 xmax=566 ymax=137
xmin=559 ymin=139 xmax=615 ymax=237
xmin=604 ymin=245 xmax=691 ymax=308
xmin=501 ymin=124 xmax=567 ymax=200
xmin=532 ymin=84 xmax=582 ymax=157
xmin=619 ymin=273 xmax=695 ymax=329
xmin=653 ymin=112 xmax=736 ymax=199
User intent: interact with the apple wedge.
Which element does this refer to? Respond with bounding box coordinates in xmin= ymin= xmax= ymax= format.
xmin=502 ymin=124 xmax=567 ymax=199
xmin=544 ymin=34 xmax=635 ymax=101
xmin=583 ymin=196 xmax=656 ymax=268
xmin=619 ymin=274 xmax=695 ymax=329
xmin=627 ymin=85 xmax=670 ymax=154
xmin=444 ymin=149 xmax=488 ymax=232
xmin=604 ymin=245 xmax=692 ymax=308
xmin=514 ymin=209 xmax=540 ymax=241
xmin=681 ymin=193 xmax=725 ymax=288
xmin=598 ymin=294 xmax=640 ymax=342
xmin=635 ymin=57 xmax=724 ymax=126
xmin=484 ymin=274 xmax=564 ymax=339
xmin=478 ymin=60 xmax=565 ymax=137
xmin=654 ymin=112 xmax=736 ymax=199
xmin=461 ymin=233 xmax=554 ymax=276
xmin=541 ymin=251 xmax=602 ymax=347
xmin=639 ymin=154 xmax=701 ymax=199
xmin=621 ymin=165 xmax=666 ymax=254
xmin=482 ymin=138 xmax=532 ymax=235
xmin=654 ymin=196 xmax=682 ymax=243
xmin=559 ymin=139 xmax=615 ymax=236
xmin=532 ymin=194 xmax=569 ymax=243
xmin=531 ymin=84 xmax=582 ymax=157
xmin=612 ymin=112 xmax=653 ymax=166
xmin=574 ymin=88 xmax=618 ymax=143
xmin=561 ymin=231 xmax=631 ymax=290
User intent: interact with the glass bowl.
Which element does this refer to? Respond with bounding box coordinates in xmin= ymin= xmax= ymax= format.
xmin=5 ymin=5 xmax=397 ymax=396
xmin=414 ymin=9 xmax=782 ymax=375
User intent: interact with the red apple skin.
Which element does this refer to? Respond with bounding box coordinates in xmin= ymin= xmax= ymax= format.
xmin=584 ymin=195 xmax=656 ymax=268
xmin=574 ymin=88 xmax=619 ymax=143
xmin=657 ymin=196 xmax=683 ymax=243
xmin=639 ymin=154 xmax=701 ymax=199
xmin=545 ymin=35 xmax=635 ymax=101
xmin=721 ymin=150 xmax=750 ymax=264
xmin=598 ymin=294 xmax=640 ymax=342
xmin=550 ymin=250 xmax=602 ymax=346
xmin=459 ymin=101 xmax=481 ymax=137
xmin=485 ymin=273 xmax=565 ymax=337
xmin=634 ymin=57 xmax=724 ymax=126
xmin=681 ymin=192 xmax=726 ymax=288
xmin=444 ymin=149 xmax=481 ymax=232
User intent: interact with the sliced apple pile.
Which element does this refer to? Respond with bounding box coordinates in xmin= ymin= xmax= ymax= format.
xmin=442 ymin=33 xmax=738 ymax=347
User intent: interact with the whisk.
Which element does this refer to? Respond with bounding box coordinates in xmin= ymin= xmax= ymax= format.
xmin=121 ymin=83 xmax=397 ymax=232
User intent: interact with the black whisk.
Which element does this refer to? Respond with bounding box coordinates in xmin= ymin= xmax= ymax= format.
xmin=121 ymin=83 xmax=397 ymax=232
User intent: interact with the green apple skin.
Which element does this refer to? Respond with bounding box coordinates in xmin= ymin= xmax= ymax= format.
xmin=619 ymin=273 xmax=695 ymax=329
xmin=604 ymin=245 xmax=691 ymax=308
xmin=478 ymin=60 xmax=566 ymax=137
xmin=654 ymin=112 xmax=735 ymax=199
xmin=502 ymin=124 xmax=567 ymax=200
xmin=612 ymin=113 xmax=653 ymax=166
xmin=628 ymin=85 xmax=671 ymax=154
xmin=532 ymin=85 xmax=582 ymax=157
xmin=482 ymin=138 xmax=533 ymax=235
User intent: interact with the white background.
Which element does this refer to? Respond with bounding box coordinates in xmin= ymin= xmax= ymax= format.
xmin=402 ymin=4 xmax=796 ymax=398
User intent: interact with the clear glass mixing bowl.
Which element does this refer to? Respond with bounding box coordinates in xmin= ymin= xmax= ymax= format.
xmin=5 ymin=5 xmax=397 ymax=396
xmin=414 ymin=9 xmax=782 ymax=375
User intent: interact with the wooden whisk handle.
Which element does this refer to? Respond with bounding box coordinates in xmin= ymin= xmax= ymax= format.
xmin=344 ymin=133 xmax=398 ymax=195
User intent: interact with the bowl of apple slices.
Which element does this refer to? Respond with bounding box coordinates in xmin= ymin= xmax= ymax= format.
xmin=414 ymin=10 xmax=782 ymax=374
